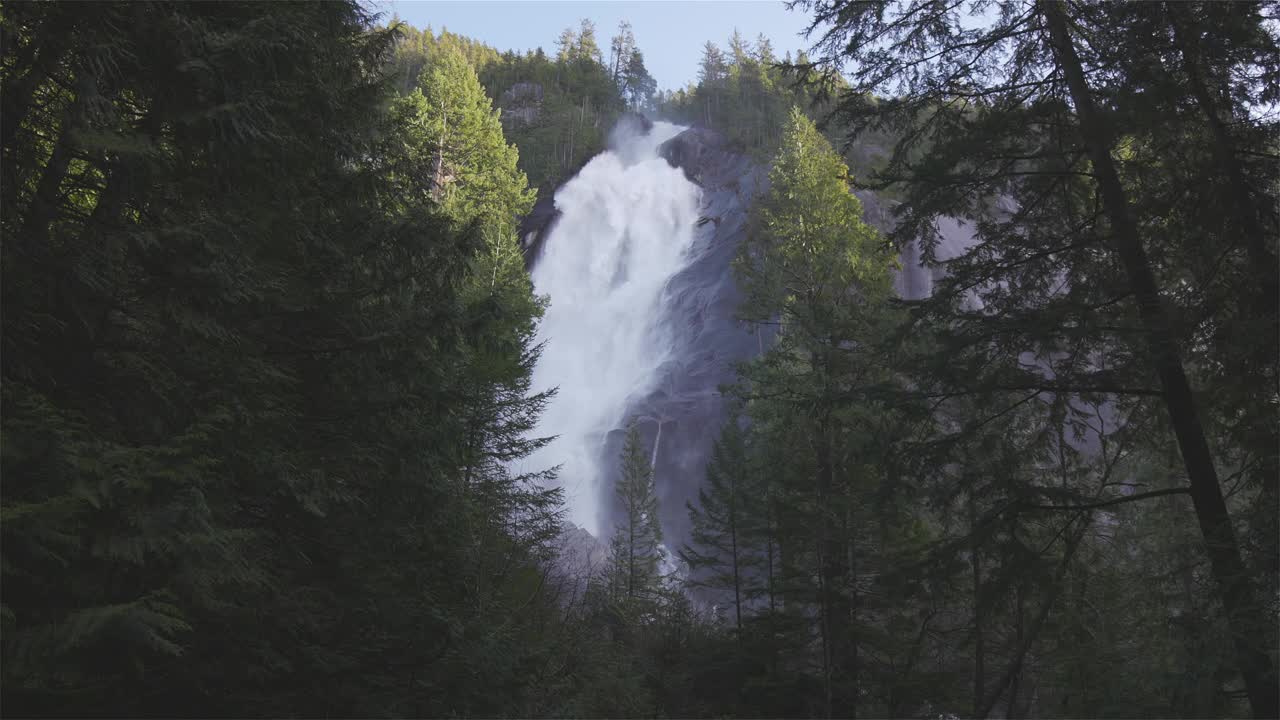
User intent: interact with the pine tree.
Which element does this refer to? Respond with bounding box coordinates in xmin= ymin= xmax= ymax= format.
xmin=1 ymin=4 xmax=563 ymax=715
xmin=680 ymin=419 xmax=761 ymax=633
xmin=755 ymin=34 xmax=776 ymax=66
xmin=727 ymin=29 xmax=751 ymax=68
xmin=608 ymin=20 xmax=637 ymax=87
xmin=608 ymin=423 xmax=666 ymax=606
xmin=575 ymin=19 xmax=604 ymax=66
xmin=622 ymin=50 xmax=657 ymax=111
xmin=697 ymin=42 xmax=728 ymax=86
xmin=555 ymin=27 xmax=578 ymax=64
xmin=397 ymin=45 xmax=535 ymax=235
xmin=733 ymin=107 xmax=899 ymax=717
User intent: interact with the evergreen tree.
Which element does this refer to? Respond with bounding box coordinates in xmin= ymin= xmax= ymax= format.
xmin=397 ymin=45 xmax=535 ymax=234
xmin=697 ymin=41 xmax=728 ymax=86
xmin=458 ymin=20 xmax=624 ymax=197
xmin=7 ymin=3 xmax=1272 ymax=718
xmin=660 ymin=36 xmax=824 ymax=157
xmin=755 ymin=34 xmax=776 ymax=66
xmin=608 ymin=423 xmax=666 ymax=605
xmin=608 ymin=20 xmax=637 ymax=87
xmin=623 ymin=50 xmax=657 ymax=111
xmin=1 ymin=4 xmax=562 ymax=715
xmin=574 ymin=19 xmax=604 ymax=66
xmin=727 ymin=28 xmax=751 ymax=68
xmin=734 ymin=107 xmax=899 ymax=717
xmin=680 ymin=418 xmax=761 ymax=633
xmin=796 ymin=1 xmax=1279 ymax=715
xmin=555 ymin=27 xmax=578 ymax=64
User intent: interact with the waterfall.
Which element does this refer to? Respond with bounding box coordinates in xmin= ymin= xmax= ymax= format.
xmin=649 ymin=420 xmax=663 ymax=471
xmin=523 ymin=121 xmax=701 ymax=538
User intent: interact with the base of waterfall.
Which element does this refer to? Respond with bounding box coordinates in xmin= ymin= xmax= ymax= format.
xmin=552 ymin=522 xmax=688 ymax=588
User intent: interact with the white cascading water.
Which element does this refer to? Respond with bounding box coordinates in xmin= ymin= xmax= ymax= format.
xmin=522 ymin=121 xmax=701 ymax=539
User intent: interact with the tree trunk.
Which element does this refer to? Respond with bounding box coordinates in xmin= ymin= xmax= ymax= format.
xmin=846 ymin=501 xmax=858 ymax=720
xmin=433 ymin=102 xmax=448 ymax=201
xmin=1008 ymin=582 xmax=1025 ymax=719
xmin=766 ymin=492 xmax=777 ymax=614
xmin=971 ymin=494 xmax=985 ymax=719
xmin=1166 ymin=2 xmax=1279 ymax=285
xmin=978 ymin=514 xmax=1088 ymax=719
xmin=1 ymin=11 xmax=71 ymax=153
xmin=20 ymin=74 xmax=92 ymax=250
xmin=816 ymin=413 xmax=836 ymax=720
xmin=730 ymin=477 xmax=743 ymax=635
xmin=1167 ymin=7 xmax=1280 ymax=571
xmin=1041 ymin=3 xmax=1279 ymax=717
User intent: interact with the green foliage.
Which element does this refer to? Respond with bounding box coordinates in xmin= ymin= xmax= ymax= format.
xmin=1 ymin=3 xmax=562 ymax=716
xmin=782 ymin=0 xmax=1280 ymax=716
xmin=658 ymin=36 xmax=828 ymax=159
xmin=739 ymin=107 xmax=893 ymax=325
xmin=393 ymin=45 xmax=535 ymax=237
xmin=608 ymin=423 xmax=666 ymax=606
xmin=680 ymin=419 xmax=761 ymax=632
xmin=622 ymin=50 xmax=657 ymax=111
xmin=385 ymin=22 xmax=501 ymax=95
xmin=387 ymin=19 xmax=628 ymax=197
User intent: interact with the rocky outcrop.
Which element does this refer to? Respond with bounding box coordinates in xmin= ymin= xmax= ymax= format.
xmin=518 ymin=195 xmax=559 ymax=264
xmin=498 ymin=81 xmax=543 ymax=128
xmin=554 ymin=522 xmax=609 ymax=578
xmin=856 ymin=189 xmax=976 ymax=302
xmin=527 ymin=120 xmax=907 ymax=550
xmin=657 ymin=126 xmax=749 ymax=187
xmin=633 ymin=124 xmax=983 ymax=546
xmin=611 ymin=111 xmax=653 ymax=139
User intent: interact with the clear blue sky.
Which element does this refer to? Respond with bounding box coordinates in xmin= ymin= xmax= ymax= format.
xmin=370 ymin=1 xmax=819 ymax=91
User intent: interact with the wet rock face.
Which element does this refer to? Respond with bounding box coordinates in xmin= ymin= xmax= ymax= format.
xmin=518 ymin=195 xmax=559 ymax=265
xmin=658 ymin=127 xmax=742 ymax=186
xmin=854 ymin=189 xmax=976 ymax=302
xmin=555 ymin=523 xmax=609 ymax=577
xmin=631 ymin=125 xmax=977 ymax=548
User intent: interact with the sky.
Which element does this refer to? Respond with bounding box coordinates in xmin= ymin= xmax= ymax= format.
xmin=372 ymin=0 xmax=819 ymax=90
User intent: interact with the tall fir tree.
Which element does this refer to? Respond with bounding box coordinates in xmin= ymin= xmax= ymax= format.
xmin=681 ymin=418 xmax=761 ymax=633
xmin=734 ymin=107 xmax=900 ymax=718
xmin=608 ymin=422 xmax=666 ymax=606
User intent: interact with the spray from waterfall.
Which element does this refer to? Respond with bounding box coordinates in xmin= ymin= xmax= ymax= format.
xmin=522 ymin=121 xmax=701 ymax=539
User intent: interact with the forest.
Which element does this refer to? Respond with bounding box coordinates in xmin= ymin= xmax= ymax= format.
xmin=1 ymin=1 xmax=1276 ymax=718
